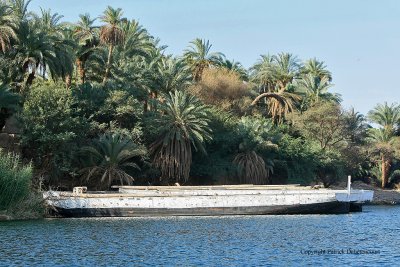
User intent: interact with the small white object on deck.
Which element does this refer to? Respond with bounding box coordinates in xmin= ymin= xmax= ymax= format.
xmin=73 ymin=187 xmax=87 ymax=195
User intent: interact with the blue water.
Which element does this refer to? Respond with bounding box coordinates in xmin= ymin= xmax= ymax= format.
xmin=0 ymin=205 xmax=399 ymax=266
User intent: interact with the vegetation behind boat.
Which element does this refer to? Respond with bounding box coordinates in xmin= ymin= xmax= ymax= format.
xmin=1 ymin=0 xmax=400 ymax=219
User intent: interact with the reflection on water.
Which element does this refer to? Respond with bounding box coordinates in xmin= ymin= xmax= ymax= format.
xmin=0 ymin=206 xmax=398 ymax=266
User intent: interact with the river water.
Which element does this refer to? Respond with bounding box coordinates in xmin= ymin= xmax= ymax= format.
xmin=0 ymin=205 xmax=399 ymax=266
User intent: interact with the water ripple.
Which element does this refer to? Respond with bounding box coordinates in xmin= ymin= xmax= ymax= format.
xmin=0 ymin=206 xmax=398 ymax=266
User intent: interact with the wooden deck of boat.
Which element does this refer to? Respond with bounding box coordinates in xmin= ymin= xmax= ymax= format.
xmin=50 ymin=184 xmax=329 ymax=199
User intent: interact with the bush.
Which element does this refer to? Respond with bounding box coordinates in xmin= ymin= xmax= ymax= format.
xmin=189 ymin=68 xmax=251 ymax=115
xmin=0 ymin=151 xmax=32 ymax=211
xmin=290 ymin=102 xmax=348 ymax=150
xmin=71 ymin=83 xmax=109 ymax=135
xmin=190 ymin=109 xmax=240 ymax=184
xmin=72 ymin=84 xmax=144 ymax=136
xmin=101 ymin=90 xmax=143 ymax=129
xmin=275 ymin=134 xmax=318 ymax=185
xmin=19 ymin=83 xmax=89 ymax=183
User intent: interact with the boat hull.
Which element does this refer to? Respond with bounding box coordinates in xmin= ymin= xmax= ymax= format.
xmin=50 ymin=201 xmax=350 ymax=217
xmin=44 ymin=186 xmax=373 ymax=217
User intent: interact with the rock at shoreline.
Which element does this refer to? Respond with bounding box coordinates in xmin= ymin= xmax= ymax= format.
xmin=0 ymin=214 xmax=11 ymax=221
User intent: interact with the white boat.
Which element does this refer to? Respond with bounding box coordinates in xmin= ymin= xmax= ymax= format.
xmin=43 ymin=183 xmax=374 ymax=217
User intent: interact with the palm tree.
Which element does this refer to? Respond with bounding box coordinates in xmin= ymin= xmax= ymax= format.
xmin=73 ymin=13 xmax=98 ymax=84
xmin=80 ymin=133 xmax=147 ymax=189
xmin=233 ymin=117 xmax=275 ymax=184
xmin=183 ymin=38 xmax=223 ymax=81
xmin=250 ymin=54 xmax=302 ymax=123
xmin=10 ymin=8 xmax=74 ymax=87
xmin=297 ymin=74 xmax=341 ymax=109
xmin=302 ymin=58 xmax=332 ymax=82
xmin=32 ymin=8 xmax=63 ymax=78
xmin=250 ymin=54 xmax=276 ymax=92
xmin=8 ymin=0 xmax=32 ymax=21
xmin=154 ymin=57 xmax=192 ymax=93
xmin=367 ymin=102 xmax=400 ymax=188
xmin=0 ymin=1 xmax=18 ymax=53
xmin=368 ymin=102 xmax=400 ymax=132
xmin=272 ymin=53 xmax=301 ymax=91
xmin=344 ymin=108 xmax=370 ymax=144
xmin=250 ymin=91 xmax=299 ymax=123
xmin=367 ymin=128 xmax=397 ymax=188
xmin=14 ymin=21 xmax=56 ymax=87
xmin=109 ymin=19 xmax=157 ymax=87
xmin=118 ymin=19 xmax=153 ymax=59
xmin=233 ymin=151 xmax=272 ymax=184
xmin=150 ymin=90 xmax=212 ymax=184
xmin=99 ymin=6 xmax=125 ymax=84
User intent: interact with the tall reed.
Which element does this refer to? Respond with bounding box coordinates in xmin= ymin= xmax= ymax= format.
xmin=0 ymin=151 xmax=32 ymax=211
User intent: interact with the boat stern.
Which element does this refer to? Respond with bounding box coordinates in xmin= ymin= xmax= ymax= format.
xmin=335 ymin=189 xmax=374 ymax=203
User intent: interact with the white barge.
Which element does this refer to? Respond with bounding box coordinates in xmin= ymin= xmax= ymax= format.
xmin=43 ymin=182 xmax=374 ymax=217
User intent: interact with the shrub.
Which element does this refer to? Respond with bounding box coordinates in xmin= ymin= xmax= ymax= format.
xmin=72 ymin=84 xmax=144 ymax=136
xmin=190 ymin=109 xmax=239 ymax=184
xmin=189 ymin=68 xmax=251 ymax=115
xmin=290 ymin=102 xmax=349 ymax=150
xmin=101 ymin=90 xmax=143 ymax=129
xmin=275 ymin=134 xmax=318 ymax=185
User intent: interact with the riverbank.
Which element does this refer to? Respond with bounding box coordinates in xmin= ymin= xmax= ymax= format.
xmin=0 ymin=192 xmax=45 ymax=221
xmin=332 ymin=181 xmax=400 ymax=205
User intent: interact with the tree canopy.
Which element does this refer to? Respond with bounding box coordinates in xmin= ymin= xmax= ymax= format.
xmin=0 ymin=2 xmax=398 ymax=190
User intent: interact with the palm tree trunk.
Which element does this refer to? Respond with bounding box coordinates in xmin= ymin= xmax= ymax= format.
xmin=65 ymin=74 xmax=71 ymax=89
xmin=381 ymin=154 xmax=388 ymax=188
xmin=25 ymin=70 xmax=36 ymax=87
xmin=102 ymin=44 xmax=114 ymax=85
xmin=76 ymin=58 xmax=85 ymax=84
xmin=23 ymin=61 xmax=36 ymax=87
xmin=42 ymin=61 xmax=46 ymax=79
xmin=150 ymin=91 xmax=157 ymax=111
xmin=250 ymin=92 xmax=286 ymax=106
xmin=143 ymin=99 xmax=148 ymax=113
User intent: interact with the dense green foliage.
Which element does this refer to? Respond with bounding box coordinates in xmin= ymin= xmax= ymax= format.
xmin=0 ymin=0 xmax=399 ymax=193
xmin=20 ymin=83 xmax=89 ymax=184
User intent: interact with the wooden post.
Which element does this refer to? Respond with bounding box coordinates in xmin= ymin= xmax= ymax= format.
xmin=347 ymin=175 xmax=351 ymax=195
